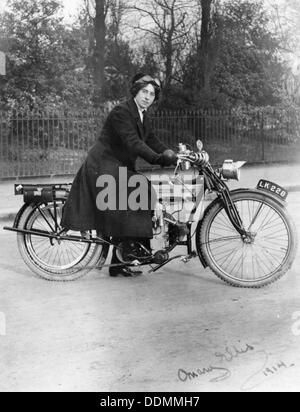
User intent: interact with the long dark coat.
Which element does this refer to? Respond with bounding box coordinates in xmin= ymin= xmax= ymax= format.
xmin=61 ymin=98 xmax=167 ymax=238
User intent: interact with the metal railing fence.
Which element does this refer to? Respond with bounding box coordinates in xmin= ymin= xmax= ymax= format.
xmin=0 ymin=107 xmax=300 ymax=179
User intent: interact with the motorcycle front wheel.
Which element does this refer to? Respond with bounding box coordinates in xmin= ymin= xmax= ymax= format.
xmin=196 ymin=190 xmax=298 ymax=288
xmin=17 ymin=203 xmax=109 ymax=281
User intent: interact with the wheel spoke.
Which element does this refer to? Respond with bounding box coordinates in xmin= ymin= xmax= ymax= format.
xmin=201 ymin=195 xmax=293 ymax=286
xmin=23 ymin=205 xmax=101 ymax=273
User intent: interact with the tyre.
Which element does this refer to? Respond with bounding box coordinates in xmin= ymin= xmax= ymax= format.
xmin=196 ymin=190 xmax=298 ymax=288
xmin=17 ymin=203 xmax=109 ymax=281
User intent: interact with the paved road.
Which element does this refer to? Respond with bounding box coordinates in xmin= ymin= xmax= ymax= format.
xmin=0 ymin=192 xmax=300 ymax=392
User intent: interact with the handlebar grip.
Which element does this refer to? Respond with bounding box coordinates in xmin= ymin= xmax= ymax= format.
xmin=192 ymin=151 xmax=210 ymax=167
xmin=177 ymin=150 xmax=209 ymax=168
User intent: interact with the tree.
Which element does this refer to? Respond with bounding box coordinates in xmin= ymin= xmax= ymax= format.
xmin=196 ymin=0 xmax=218 ymax=91
xmin=0 ymin=0 xmax=292 ymax=111
xmin=0 ymin=0 xmax=86 ymax=109
xmin=217 ymin=0 xmax=284 ymax=106
xmin=0 ymin=0 xmax=141 ymax=109
xmin=130 ymin=0 xmax=198 ymax=102
xmin=267 ymin=0 xmax=300 ymax=103
xmin=183 ymin=0 xmax=286 ymax=108
xmin=182 ymin=0 xmax=220 ymax=103
xmin=93 ymin=0 xmax=106 ymax=105
xmin=79 ymin=0 xmax=143 ymax=103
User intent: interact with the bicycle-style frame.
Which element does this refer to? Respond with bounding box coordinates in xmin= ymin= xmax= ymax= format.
xmin=3 ymin=150 xmax=290 ymax=275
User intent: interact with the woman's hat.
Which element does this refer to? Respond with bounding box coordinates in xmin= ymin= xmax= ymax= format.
xmin=130 ymin=73 xmax=161 ymax=100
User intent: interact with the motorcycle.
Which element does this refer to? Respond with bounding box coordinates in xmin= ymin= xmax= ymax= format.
xmin=3 ymin=140 xmax=298 ymax=288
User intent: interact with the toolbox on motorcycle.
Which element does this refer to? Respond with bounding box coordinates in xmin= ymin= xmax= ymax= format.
xmin=14 ymin=183 xmax=71 ymax=203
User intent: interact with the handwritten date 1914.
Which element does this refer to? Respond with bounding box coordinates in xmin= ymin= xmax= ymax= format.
xmin=241 ymin=353 xmax=296 ymax=391
xmin=263 ymin=360 xmax=295 ymax=377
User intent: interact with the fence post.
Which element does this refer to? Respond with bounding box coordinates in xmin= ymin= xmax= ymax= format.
xmin=260 ymin=110 xmax=265 ymax=162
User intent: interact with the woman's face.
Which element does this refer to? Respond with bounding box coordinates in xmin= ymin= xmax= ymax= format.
xmin=135 ymin=83 xmax=156 ymax=110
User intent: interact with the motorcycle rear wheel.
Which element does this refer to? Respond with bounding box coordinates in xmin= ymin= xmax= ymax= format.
xmin=17 ymin=203 xmax=109 ymax=281
xmin=196 ymin=191 xmax=298 ymax=288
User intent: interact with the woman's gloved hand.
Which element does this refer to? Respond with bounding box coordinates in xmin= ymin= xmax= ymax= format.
xmin=157 ymin=149 xmax=178 ymax=167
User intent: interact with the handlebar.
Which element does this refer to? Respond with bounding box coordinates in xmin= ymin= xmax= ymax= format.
xmin=176 ymin=150 xmax=210 ymax=172
xmin=177 ymin=151 xmax=210 ymax=167
xmin=175 ymin=143 xmax=245 ymax=181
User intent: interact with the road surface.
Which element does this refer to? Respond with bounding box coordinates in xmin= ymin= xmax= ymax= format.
xmin=0 ymin=192 xmax=300 ymax=392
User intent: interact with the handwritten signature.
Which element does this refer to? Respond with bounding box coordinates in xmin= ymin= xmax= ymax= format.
xmin=178 ymin=342 xmax=254 ymax=384
xmin=178 ymin=342 xmax=296 ymax=391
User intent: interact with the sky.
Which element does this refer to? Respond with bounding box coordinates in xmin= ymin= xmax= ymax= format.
xmin=61 ymin=0 xmax=82 ymax=20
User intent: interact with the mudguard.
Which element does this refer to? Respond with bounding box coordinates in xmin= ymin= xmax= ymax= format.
xmin=12 ymin=203 xmax=35 ymax=229
xmin=231 ymin=187 xmax=287 ymax=208
xmin=202 ymin=188 xmax=287 ymax=213
xmin=12 ymin=183 xmax=70 ymax=229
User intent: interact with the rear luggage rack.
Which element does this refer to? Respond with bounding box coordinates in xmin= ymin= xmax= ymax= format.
xmin=14 ymin=183 xmax=72 ymax=203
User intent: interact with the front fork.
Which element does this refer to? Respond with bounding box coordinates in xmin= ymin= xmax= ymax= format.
xmin=220 ymin=187 xmax=250 ymax=238
xmin=204 ymin=167 xmax=251 ymax=240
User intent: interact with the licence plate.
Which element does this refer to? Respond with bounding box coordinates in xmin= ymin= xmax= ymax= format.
xmin=257 ymin=180 xmax=288 ymax=200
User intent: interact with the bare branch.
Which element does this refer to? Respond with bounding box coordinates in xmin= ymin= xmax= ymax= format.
xmin=132 ymin=5 xmax=166 ymax=32
xmin=131 ymin=24 xmax=163 ymax=39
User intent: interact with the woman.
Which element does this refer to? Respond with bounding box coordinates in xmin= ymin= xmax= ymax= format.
xmin=61 ymin=73 xmax=177 ymax=277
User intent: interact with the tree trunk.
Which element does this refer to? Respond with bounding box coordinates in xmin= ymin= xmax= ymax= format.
xmin=162 ymin=11 xmax=175 ymax=102
xmin=199 ymin=0 xmax=213 ymax=91
xmin=164 ymin=36 xmax=173 ymax=95
xmin=94 ymin=0 xmax=106 ymax=105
